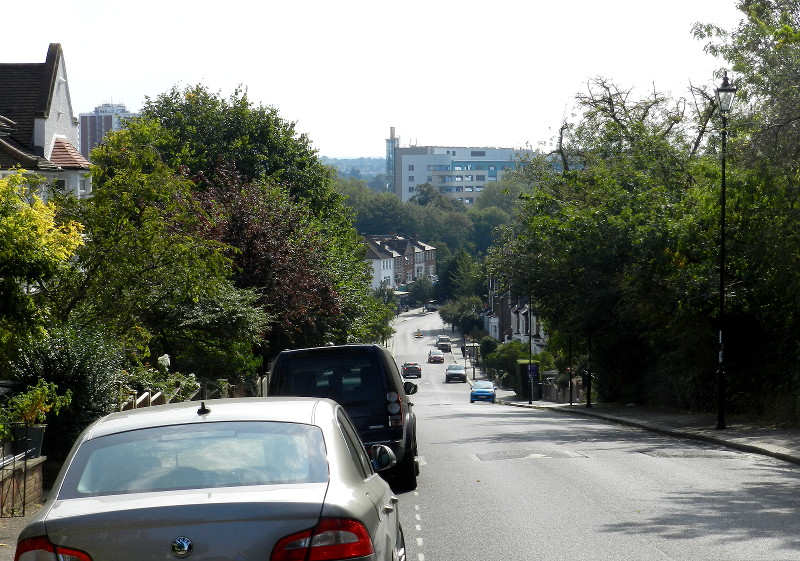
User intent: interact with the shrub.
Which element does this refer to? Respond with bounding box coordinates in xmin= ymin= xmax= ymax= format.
xmin=10 ymin=323 xmax=125 ymax=460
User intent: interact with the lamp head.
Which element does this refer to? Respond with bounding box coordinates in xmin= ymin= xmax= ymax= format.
xmin=716 ymin=71 xmax=737 ymax=114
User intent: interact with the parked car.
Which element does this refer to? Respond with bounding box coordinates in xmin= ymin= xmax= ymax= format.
xmin=266 ymin=344 xmax=419 ymax=491
xmin=470 ymin=380 xmax=497 ymax=403
xmin=14 ymin=397 xmax=406 ymax=561
xmin=435 ymin=335 xmax=452 ymax=352
xmin=428 ymin=349 xmax=445 ymax=363
xmin=445 ymin=364 xmax=467 ymax=383
xmin=402 ymin=362 xmax=422 ymax=378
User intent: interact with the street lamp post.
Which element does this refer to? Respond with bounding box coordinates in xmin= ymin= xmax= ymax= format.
xmin=715 ymin=71 xmax=737 ymax=430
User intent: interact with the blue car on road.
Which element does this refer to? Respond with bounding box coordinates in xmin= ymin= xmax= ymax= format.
xmin=470 ymin=380 xmax=496 ymax=403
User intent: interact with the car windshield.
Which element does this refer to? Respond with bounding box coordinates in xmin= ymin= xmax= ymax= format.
xmin=447 ymin=365 xmax=464 ymax=371
xmin=273 ymin=353 xmax=385 ymax=406
xmin=474 ymin=381 xmax=494 ymax=389
xmin=59 ymin=421 xmax=328 ymax=498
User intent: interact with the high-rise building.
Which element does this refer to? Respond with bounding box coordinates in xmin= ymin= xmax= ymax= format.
xmin=79 ymin=103 xmax=138 ymax=159
xmin=385 ymin=127 xmax=529 ymax=203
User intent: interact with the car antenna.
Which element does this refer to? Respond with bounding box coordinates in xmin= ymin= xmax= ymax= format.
xmin=197 ymin=401 xmax=211 ymax=415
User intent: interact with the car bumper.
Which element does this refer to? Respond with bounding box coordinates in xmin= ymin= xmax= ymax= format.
xmin=446 ymin=375 xmax=466 ymax=382
xmin=470 ymin=393 xmax=495 ymax=401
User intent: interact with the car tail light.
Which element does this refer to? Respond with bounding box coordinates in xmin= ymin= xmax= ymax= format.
xmin=15 ymin=536 xmax=92 ymax=561
xmin=386 ymin=391 xmax=403 ymax=427
xmin=271 ymin=518 xmax=374 ymax=560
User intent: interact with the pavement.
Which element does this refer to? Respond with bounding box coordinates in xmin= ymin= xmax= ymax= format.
xmin=496 ymin=395 xmax=800 ymax=467
xmin=0 ymin=387 xmax=796 ymax=560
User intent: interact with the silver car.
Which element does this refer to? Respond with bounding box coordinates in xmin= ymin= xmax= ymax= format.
xmin=15 ymin=397 xmax=406 ymax=561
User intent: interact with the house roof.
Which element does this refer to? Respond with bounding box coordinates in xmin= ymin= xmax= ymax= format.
xmin=0 ymin=43 xmax=87 ymax=172
xmin=50 ymin=137 xmax=90 ymax=169
xmin=0 ymin=43 xmax=61 ymax=150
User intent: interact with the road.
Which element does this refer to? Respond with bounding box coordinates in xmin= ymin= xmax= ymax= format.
xmin=391 ymin=310 xmax=800 ymax=561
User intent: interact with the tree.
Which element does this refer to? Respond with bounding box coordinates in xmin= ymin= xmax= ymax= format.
xmin=693 ymin=1 xmax=800 ymax=415
xmin=46 ymin=120 xmax=268 ymax=378
xmin=0 ymin=172 xmax=83 ymax=352
xmin=139 ymin=85 xmax=381 ymax=357
xmin=140 ymin=84 xmax=338 ymax=216
xmin=467 ymin=206 xmax=510 ymax=255
xmin=196 ymin=166 xmax=339 ymax=356
xmin=409 ymin=276 xmax=434 ymax=306
xmin=488 ymin=77 xmax=720 ymax=407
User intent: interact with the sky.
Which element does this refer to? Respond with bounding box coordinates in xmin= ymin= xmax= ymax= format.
xmin=3 ymin=1 xmax=744 ymax=158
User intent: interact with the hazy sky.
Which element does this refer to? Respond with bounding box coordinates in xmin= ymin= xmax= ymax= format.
xmin=4 ymin=1 xmax=743 ymax=158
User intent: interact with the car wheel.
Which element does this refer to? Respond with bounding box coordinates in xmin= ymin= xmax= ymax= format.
xmin=391 ymin=448 xmax=418 ymax=492
xmin=470 ymin=399 xmax=474 ymax=403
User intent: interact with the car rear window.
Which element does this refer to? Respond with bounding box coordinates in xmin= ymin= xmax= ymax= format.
xmin=59 ymin=421 xmax=328 ymax=498
xmin=271 ymin=353 xmax=385 ymax=406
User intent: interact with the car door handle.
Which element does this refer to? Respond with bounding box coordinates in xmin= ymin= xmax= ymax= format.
xmin=384 ymin=495 xmax=399 ymax=512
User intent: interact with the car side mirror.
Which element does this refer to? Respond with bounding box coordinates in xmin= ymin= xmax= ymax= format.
xmin=370 ymin=445 xmax=397 ymax=471
xmin=403 ymin=381 xmax=418 ymax=395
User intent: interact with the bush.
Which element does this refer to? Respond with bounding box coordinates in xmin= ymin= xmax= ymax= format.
xmin=10 ymin=324 xmax=125 ymax=460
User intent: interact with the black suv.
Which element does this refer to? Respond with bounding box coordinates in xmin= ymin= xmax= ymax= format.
xmin=266 ymin=344 xmax=419 ymax=491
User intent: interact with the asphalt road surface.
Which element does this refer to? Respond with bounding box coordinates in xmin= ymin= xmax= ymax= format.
xmin=392 ymin=310 xmax=800 ymax=561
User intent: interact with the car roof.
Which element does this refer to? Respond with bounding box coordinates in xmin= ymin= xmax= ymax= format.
xmin=82 ymin=397 xmax=335 ymax=440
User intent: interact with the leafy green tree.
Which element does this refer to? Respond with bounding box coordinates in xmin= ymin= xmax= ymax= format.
xmin=467 ymin=206 xmax=511 ymax=255
xmin=489 ymin=77 xmax=719 ymax=406
xmin=473 ymin=177 xmax=526 ymax=213
xmin=409 ymin=276 xmax=434 ymax=306
xmin=0 ymin=172 xmax=83 ymax=348
xmin=693 ymin=1 xmax=800 ymax=415
xmin=140 ymin=84 xmax=337 ymax=216
xmin=142 ymin=86 xmax=377 ymax=356
xmin=47 ymin=120 xmax=267 ymax=377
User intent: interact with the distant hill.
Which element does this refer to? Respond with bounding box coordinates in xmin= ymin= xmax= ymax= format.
xmin=321 ymin=157 xmax=385 ymax=178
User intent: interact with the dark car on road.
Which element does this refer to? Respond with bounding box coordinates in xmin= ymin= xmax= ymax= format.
xmin=402 ymin=362 xmax=422 ymax=378
xmin=266 ymin=344 xmax=419 ymax=491
xmin=445 ymin=364 xmax=467 ymax=383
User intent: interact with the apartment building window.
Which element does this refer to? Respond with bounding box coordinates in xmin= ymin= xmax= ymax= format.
xmin=465 ymin=186 xmax=473 ymax=192
xmin=427 ymin=176 xmax=432 ymax=182
xmin=471 ymin=150 xmax=486 ymax=157
xmin=408 ymin=176 xmax=415 ymax=182
xmin=489 ymin=165 xmax=496 ymax=171
xmin=408 ymin=164 xmax=415 ymax=171
xmin=476 ymin=174 xmax=486 ymax=181
xmin=464 ymin=175 xmax=473 ymax=181
xmin=476 ymin=165 xmax=484 ymax=170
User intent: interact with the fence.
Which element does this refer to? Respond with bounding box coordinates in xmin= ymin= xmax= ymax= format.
xmin=118 ymin=380 xmax=238 ymax=411
xmin=0 ymin=425 xmax=47 ymax=517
